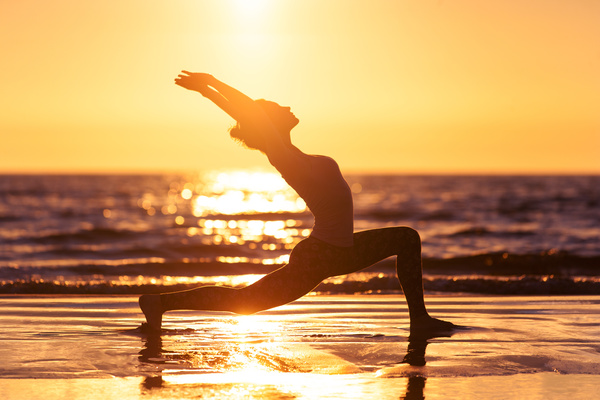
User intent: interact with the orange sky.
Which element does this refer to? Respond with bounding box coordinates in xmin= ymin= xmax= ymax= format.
xmin=1 ymin=0 xmax=599 ymax=174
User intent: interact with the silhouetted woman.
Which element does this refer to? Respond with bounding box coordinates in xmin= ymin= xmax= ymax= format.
xmin=139 ymin=71 xmax=455 ymax=336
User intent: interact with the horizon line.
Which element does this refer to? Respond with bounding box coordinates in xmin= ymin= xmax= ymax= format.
xmin=1 ymin=168 xmax=599 ymax=176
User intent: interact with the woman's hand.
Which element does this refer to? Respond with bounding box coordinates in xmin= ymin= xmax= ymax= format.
xmin=174 ymin=71 xmax=214 ymax=95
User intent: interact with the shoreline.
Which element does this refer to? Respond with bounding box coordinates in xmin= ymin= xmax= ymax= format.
xmin=2 ymin=274 xmax=599 ymax=295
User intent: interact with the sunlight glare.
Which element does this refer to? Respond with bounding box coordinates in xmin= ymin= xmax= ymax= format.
xmin=191 ymin=171 xmax=306 ymax=216
xmin=233 ymin=314 xmax=274 ymax=335
xmin=232 ymin=0 xmax=269 ymax=17
xmin=140 ymin=170 xmax=309 ymax=265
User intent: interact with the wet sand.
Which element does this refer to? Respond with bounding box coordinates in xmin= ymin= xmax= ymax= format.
xmin=1 ymin=294 xmax=600 ymax=399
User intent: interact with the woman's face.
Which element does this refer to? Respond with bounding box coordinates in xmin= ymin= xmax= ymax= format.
xmin=260 ymin=101 xmax=299 ymax=131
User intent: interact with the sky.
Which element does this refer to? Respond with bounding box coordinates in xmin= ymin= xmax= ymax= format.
xmin=1 ymin=0 xmax=599 ymax=174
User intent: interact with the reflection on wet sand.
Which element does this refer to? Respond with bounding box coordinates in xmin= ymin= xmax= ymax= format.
xmin=139 ymin=332 xmax=303 ymax=374
xmin=3 ymin=295 xmax=598 ymax=398
xmin=402 ymin=376 xmax=426 ymax=400
xmin=398 ymin=330 xmax=456 ymax=399
xmin=137 ymin=324 xmax=452 ymax=400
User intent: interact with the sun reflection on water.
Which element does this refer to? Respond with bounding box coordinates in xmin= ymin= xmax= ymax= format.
xmin=144 ymin=314 xmax=301 ymax=386
xmin=119 ymin=170 xmax=313 ymax=287
xmin=134 ymin=170 xmax=311 ymax=265
xmin=192 ymin=170 xmax=306 ymax=217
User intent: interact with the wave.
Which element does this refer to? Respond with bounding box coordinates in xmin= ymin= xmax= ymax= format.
xmin=316 ymin=274 xmax=600 ymax=295
xmin=3 ymin=252 xmax=597 ymax=278
xmin=1 ymin=252 xmax=598 ymax=295
xmin=423 ymin=252 xmax=600 ymax=276
xmin=28 ymin=227 xmax=141 ymax=243
xmin=0 ymin=261 xmax=277 ymax=280
xmin=2 ymin=274 xmax=598 ymax=295
xmin=446 ymin=227 xmax=537 ymax=238
xmin=0 ymin=215 xmax=21 ymax=223
xmin=355 ymin=209 xmax=457 ymax=222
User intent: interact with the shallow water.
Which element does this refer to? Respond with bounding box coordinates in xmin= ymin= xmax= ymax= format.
xmin=1 ymin=295 xmax=599 ymax=377
xmin=2 ymin=294 xmax=600 ymax=399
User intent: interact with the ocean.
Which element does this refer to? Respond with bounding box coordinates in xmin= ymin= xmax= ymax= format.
xmin=1 ymin=172 xmax=598 ymax=295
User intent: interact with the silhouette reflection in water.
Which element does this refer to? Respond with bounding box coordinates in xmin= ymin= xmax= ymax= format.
xmin=400 ymin=337 xmax=429 ymax=400
xmin=137 ymin=329 xmax=454 ymax=400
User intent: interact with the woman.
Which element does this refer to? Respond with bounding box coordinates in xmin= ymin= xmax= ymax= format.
xmin=139 ymin=71 xmax=455 ymax=337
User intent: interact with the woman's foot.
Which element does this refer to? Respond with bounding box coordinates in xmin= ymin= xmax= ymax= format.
xmin=409 ymin=314 xmax=457 ymax=339
xmin=139 ymin=294 xmax=163 ymax=333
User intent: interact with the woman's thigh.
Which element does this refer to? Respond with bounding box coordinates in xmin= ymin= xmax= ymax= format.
xmin=243 ymin=227 xmax=421 ymax=297
xmin=344 ymin=226 xmax=421 ymax=273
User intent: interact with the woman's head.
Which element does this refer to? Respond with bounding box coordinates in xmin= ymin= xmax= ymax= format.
xmin=229 ymin=99 xmax=299 ymax=152
xmin=255 ymin=99 xmax=299 ymax=132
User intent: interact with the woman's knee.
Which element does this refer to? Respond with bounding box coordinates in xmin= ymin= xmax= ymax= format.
xmin=393 ymin=226 xmax=421 ymax=249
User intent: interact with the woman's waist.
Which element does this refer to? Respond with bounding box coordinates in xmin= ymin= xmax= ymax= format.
xmin=309 ymin=224 xmax=354 ymax=248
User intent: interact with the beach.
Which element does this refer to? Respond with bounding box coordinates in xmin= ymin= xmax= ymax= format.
xmin=1 ymin=294 xmax=599 ymax=399
xmin=1 ymin=174 xmax=599 ymax=398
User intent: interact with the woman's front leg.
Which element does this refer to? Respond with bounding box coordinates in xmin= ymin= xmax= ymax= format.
xmin=351 ymin=227 xmax=457 ymax=336
xmin=350 ymin=227 xmax=427 ymax=320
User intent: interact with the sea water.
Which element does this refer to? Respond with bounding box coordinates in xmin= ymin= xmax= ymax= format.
xmin=0 ymin=172 xmax=598 ymax=294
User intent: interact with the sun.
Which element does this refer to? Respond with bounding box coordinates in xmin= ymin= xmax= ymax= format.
xmin=232 ymin=0 xmax=270 ymax=17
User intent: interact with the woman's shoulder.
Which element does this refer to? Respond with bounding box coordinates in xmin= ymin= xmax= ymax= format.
xmin=286 ymin=153 xmax=340 ymax=173
xmin=269 ymin=152 xmax=335 ymax=182
xmin=310 ymin=155 xmax=341 ymax=173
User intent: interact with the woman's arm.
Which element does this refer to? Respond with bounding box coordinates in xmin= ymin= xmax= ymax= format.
xmin=175 ymin=71 xmax=257 ymax=123
xmin=175 ymin=71 xmax=298 ymax=166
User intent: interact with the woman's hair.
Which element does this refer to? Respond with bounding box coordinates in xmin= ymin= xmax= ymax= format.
xmin=229 ymin=123 xmax=263 ymax=150
xmin=228 ymin=99 xmax=290 ymax=152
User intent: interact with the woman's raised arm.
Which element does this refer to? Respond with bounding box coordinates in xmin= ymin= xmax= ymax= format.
xmin=175 ymin=71 xmax=257 ymax=124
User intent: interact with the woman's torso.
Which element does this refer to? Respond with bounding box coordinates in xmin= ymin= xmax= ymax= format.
xmin=272 ymin=152 xmax=354 ymax=247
